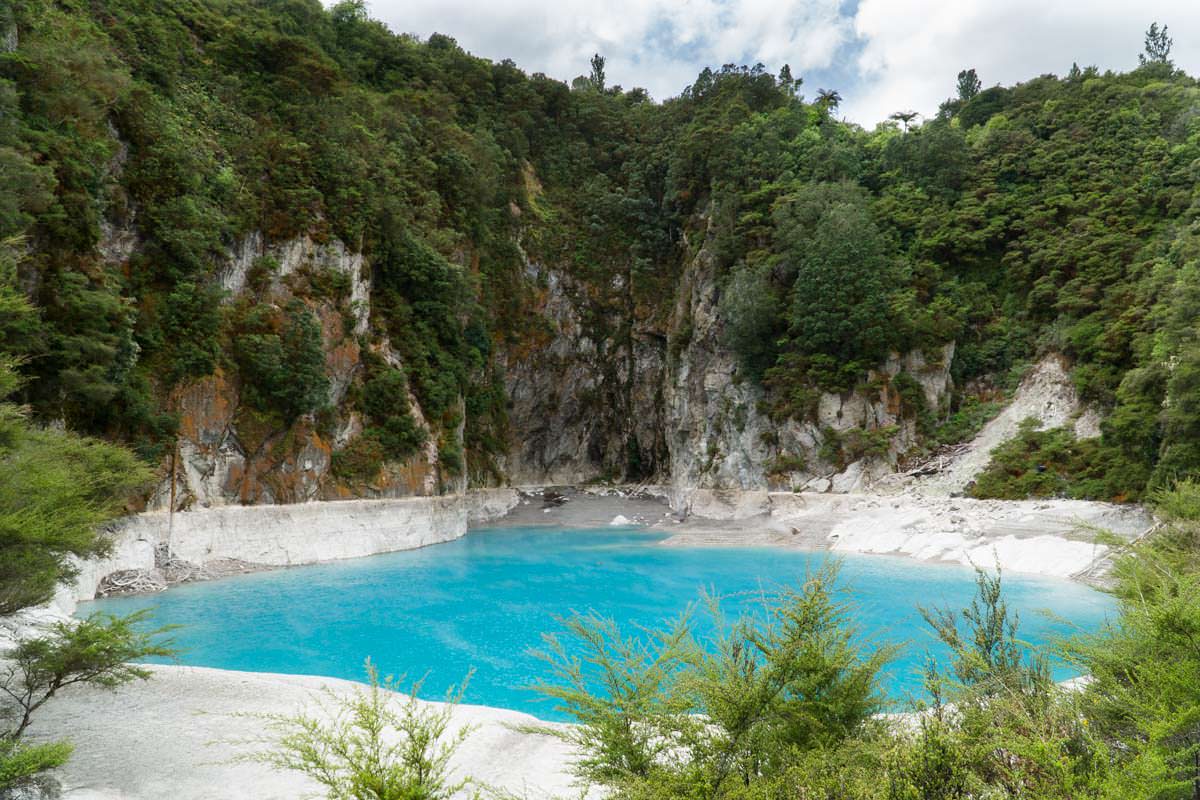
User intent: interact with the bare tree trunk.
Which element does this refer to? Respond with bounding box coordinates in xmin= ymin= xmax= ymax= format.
xmin=167 ymin=438 xmax=178 ymax=557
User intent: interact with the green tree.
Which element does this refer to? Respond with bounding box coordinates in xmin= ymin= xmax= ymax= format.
xmin=719 ymin=261 xmax=782 ymax=379
xmin=361 ymin=365 xmax=426 ymax=460
xmin=1 ymin=612 xmax=177 ymax=791
xmin=0 ymin=358 xmax=152 ymax=615
xmin=162 ymin=281 xmax=223 ymax=383
xmin=0 ymin=240 xmax=39 ymax=359
xmin=815 ymin=88 xmax=842 ymax=116
xmin=956 ymin=68 xmax=981 ymax=101
xmin=1140 ymin=22 xmax=1173 ymax=65
xmin=590 ymin=53 xmax=606 ymax=91
xmin=775 ymin=183 xmax=898 ymax=376
xmin=0 ymin=298 xmax=170 ymax=795
xmin=890 ymin=110 xmax=920 ymax=132
xmin=1 ymin=611 xmax=176 ymax=740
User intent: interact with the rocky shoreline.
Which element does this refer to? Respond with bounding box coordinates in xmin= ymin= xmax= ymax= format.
xmin=488 ymin=486 xmax=1151 ymax=584
xmin=658 ymin=488 xmax=1152 ymax=583
xmin=64 ymin=483 xmax=1153 ymax=612
xmin=64 ymin=489 xmax=521 ymax=609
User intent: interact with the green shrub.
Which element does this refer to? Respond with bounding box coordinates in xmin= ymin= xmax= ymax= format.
xmin=932 ymin=395 xmax=1002 ymax=447
xmin=766 ymin=453 xmax=807 ymax=475
xmin=244 ymin=661 xmax=474 ymax=800
xmin=361 ymin=366 xmax=425 ymax=461
xmin=232 ymin=301 xmax=328 ymax=422
xmin=299 ymin=265 xmax=352 ymax=302
xmin=438 ymin=438 xmax=463 ymax=478
xmin=1066 ymin=485 xmax=1200 ymax=796
xmin=331 ymin=435 xmax=385 ymax=483
xmin=246 ymin=256 xmax=279 ymax=294
xmin=0 ymin=739 xmax=72 ymax=790
xmin=841 ymin=425 xmax=897 ymax=463
xmin=970 ymin=419 xmax=1147 ymax=501
xmin=528 ymin=563 xmax=893 ymax=796
xmin=891 ymin=371 xmax=927 ymax=418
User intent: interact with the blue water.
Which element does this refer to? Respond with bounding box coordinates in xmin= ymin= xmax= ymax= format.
xmin=87 ymin=525 xmax=1115 ymax=720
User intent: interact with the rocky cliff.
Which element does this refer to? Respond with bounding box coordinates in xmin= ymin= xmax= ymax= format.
xmin=137 ymin=204 xmax=963 ymax=507
xmin=499 ymin=257 xmax=669 ymax=485
xmin=136 ymin=231 xmax=456 ymax=510
xmin=498 ymin=213 xmax=956 ymax=498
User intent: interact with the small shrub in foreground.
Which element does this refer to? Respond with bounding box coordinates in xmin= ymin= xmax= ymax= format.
xmin=244 ymin=660 xmax=475 ymax=800
xmin=527 ymin=562 xmax=894 ymax=797
xmin=0 ymin=611 xmax=176 ymax=791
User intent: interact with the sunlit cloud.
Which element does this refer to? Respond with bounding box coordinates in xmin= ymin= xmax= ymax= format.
xmin=356 ymin=0 xmax=1200 ymax=125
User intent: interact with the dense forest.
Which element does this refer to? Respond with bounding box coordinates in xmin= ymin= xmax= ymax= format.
xmin=2 ymin=0 xmax=1200 ymax=501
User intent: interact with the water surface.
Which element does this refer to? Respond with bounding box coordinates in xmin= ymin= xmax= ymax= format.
xmin=89 ymin=525 xmax=1115 ymax=720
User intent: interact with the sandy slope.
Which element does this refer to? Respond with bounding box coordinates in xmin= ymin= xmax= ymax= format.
xmin=25 ymin=665 xmax=580 ymax=800
xmin=907 ymin=355 xmax=1101 ymax=497
xmin=656 ymin=491 xmax=1151 ymax=581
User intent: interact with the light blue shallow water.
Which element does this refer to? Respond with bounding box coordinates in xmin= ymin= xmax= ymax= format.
xmin=87 ymin=525 xmax=1115 ymax=720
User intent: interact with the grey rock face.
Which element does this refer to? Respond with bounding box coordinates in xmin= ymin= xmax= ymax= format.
xmin=0 ymin=776 xmax=62 ymax=800
xmin=220 ymin=233 xmax=372 ymax=337
xmin=142 ymin=231 xmax=452 ymax=509
xmin=116 ymin=193 xmax=956 ymax=506
xmin=500 ymin=260 xmax=668 ymax=485
xmin=502 ymin=220 xmax=955 ymax=495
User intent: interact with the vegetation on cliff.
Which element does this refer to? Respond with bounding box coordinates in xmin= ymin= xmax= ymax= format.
xmin=2 ymin=1 xmax=1199 ymax=498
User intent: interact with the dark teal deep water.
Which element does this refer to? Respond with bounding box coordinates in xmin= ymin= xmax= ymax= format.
xmin=87 ymin=525 xmax=1115 ymax=720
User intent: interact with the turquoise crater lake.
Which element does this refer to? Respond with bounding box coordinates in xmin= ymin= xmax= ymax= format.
xmin=88 ymin=525 xmax=1116 ymax=720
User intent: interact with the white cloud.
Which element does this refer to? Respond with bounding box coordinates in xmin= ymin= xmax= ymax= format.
xmin=362 ymin=0 xmax=851 ymax=101
xmin=356 ymin=0 xmax=1200 ymax=123
xmin=845 ymin=0 xmax=1200 ymax=125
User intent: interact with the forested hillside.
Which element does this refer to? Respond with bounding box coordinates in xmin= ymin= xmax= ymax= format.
xmin=2 ymin=0 xmax=1199 ymax=503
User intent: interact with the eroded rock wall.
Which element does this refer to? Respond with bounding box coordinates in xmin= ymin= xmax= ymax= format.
xmin=113 ymin=201 xmax=964 ymax=509
xmin=89 ymin=116 xmax=459 ymax=510
xmin=502 ymin=220 xmax=956 ymax=499
xmin=499 ymin=259 xmax=668 ymax=485
xmin=140 ymin=232 xmax=451 ymax=510
xmin=69 ymin=489 xmax=520 ymax=605
xmin=662 ymin=239 xmax=955 ymax=508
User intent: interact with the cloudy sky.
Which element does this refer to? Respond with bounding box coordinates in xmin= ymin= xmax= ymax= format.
xmin=360 ymin=0 xmax=1200 ymax=126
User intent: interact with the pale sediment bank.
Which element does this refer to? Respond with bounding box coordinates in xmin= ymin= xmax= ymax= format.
xmin=662 ymin=489 xmax=1153 ymax=582
xmin=66 ymin=489 xmax=520 ymax=608
xmin=498 ymin=486 xmax=1152 ymax=582
xmin=25 ymin=664 xmax=581 ymax=800
xmin=67 ymin=484 xmax=1152 ymax=614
